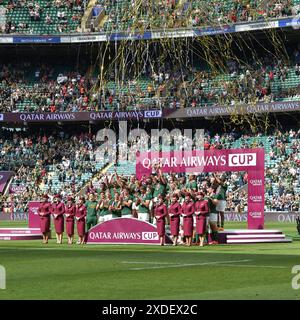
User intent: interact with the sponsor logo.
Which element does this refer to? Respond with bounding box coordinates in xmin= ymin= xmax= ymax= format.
xmin=144 ymin=110 xmax=162 ymax=118
xmin=291 ymin=14 xmax=300 ymax=30
xmin=142 ymin=232 xmax=159 ymax=241
xmin=89 ymin=231 xmax=144 ymax=241
xmin=225 ymin=213 xmax=248 ymax=222
xmin=235 ymin=21 xmax=278 ymax=32
xmin=71 ymin=35 xmax=107 ymax=42
xmin=31 ymin=207 xmax=39 ymax=215
xmin=152 ymin=30 xmax=194 ymax=39
xmin=277 ymin=214 xmax=297 ymax=223
xmin=249 ymin=195 xmax=263 ymax=203
xmin=10 ymin=187 xmax=26 ymax=194
xmin=90 ymin=111 xmax=144 ymax=120
xmin=249 ymin=211 xmax=262 ymax=218
xmin=19 ymin=113 xmax=76 ymax=121
xmin=228 ymin=153 xmax=257 ymax=167
xmin=249 ymin=179 xmax=263 ymax=186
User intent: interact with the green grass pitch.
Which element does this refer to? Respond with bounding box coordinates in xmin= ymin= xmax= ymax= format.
xmin=0 ymin=220 xmax=300 ymax=300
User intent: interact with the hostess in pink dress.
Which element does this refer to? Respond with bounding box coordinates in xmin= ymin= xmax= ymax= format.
xmin=65 ymin=204 xmax=76 ymax=237
xmin=195 ymin=199 xmax=209 ymax=235
xmin=154 ymin=203 xmax=168 ymax=236
xmin=51 ymin=202 xmax=65 ymax=234
xmin=168 ymin=202 xmax=181 ymax=236
xmin=76 ymin=204 xmax=87 ymax=237
xmin=181 ymin=201 xmax=195 ymax=236
xmin=38 ymin=202 xmax=52 ymax=234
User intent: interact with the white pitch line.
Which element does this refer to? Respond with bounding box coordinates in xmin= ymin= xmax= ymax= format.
xmin=127 ymin=259 xmax=252 ymax=270
xmin=0 ymin=247 xmax=70 ymax=251
xmin=122 ymin=261 xmax=179 ymax=265
xmin=218 ymin=264 xmax=287 ymax=269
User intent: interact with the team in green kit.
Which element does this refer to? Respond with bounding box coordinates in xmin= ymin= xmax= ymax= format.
xmin=85 ymin=194 xmax=98 ymax=230
xmin=38 ymin=169 xmax=227 ymax=246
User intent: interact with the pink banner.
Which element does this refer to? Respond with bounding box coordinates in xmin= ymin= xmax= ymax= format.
xmin=0 ymin=171 xmax=13 ymax=192
xmin=9 ymin=184 xmax=27 ymax=194
xmin=28 ymin=201 xmax=41 ymax=229
xmin=87 ymin=217 xmax=172 ymax=244
xmin=136 ymin=148 xmax=265 ymax=229
xmin=248 ymin=167 xmax=265 ymax=229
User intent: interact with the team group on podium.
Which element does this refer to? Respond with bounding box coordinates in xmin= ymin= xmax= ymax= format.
xmin=38 ymin=170 xmax=227 ymax=246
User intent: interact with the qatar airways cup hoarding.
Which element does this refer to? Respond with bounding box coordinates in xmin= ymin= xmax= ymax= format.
xmin=136 ymin=148 xmax=265 ymax=230
xmin=28 ymin=201 xmax=41 ymax=229
xmin=136 ymin=149 xmax=263 ymax=178
xmin=87 ymin=218 xmax=172 ymax=245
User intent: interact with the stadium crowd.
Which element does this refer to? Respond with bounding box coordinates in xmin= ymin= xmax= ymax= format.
xmin=0 ymin=130 xmax=102 ymax=215
xmin=0 ymin=127 xmax=299 ymax=219
xmin=0 ymin=63 xmax=97 ymax=112
xmin=0 ymin=0 xmax=299 ymax=35
xmin=97 ymin=0 xmax=300 ymax=32
xmin=1 ymin=50 xmax=300 ymax=112
xmin=2 ymin=0 xmax=84 ymax=34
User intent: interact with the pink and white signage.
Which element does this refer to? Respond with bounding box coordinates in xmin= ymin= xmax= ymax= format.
xmin=28 ymin=201 xmax=41 ymax=229
xmin=87 ymin=217 xmax=172 ymax=244
xmin=0 ymin=171 xmax=13 ymax=192
xmin=9 ymin=184 xmax=27 ymax=194
xmin=136 ymin=148 xmax=265 ymax=230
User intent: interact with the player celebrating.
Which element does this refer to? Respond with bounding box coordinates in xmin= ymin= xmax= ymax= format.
xmin=97 ymin=192 xmax=111 ymax=222
xmin=85 ymin=193 xmax=98 ymax=231
xmin=120 ymin=189 xmax=133 ymax=218
xmin=136 ymin=186 xmax=151 ymax=222
xmin=206 ymin=186 xmax=220 ymax=245
xmin=214 ymin=173 xmax=227 ymax=231
xmin=109 ymin=193 xmax=122 ymax=218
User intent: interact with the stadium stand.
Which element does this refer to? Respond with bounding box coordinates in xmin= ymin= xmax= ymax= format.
xmin=0 ymin=0 xmax=300 ymax=34
xmin=1 ymin=128 xmax=299 ymax=214
xmin=0 ymin=1 xmax=299 ymax=223
xmin=1 ymin=0 xmax=84 ymax=34
xmin=95 ymin=0 xmax=300 ymax=32
xmin=0 ymin=130 xmax=107 ymax=212
xmin=1 ymin=50 xmax=300 ymax=112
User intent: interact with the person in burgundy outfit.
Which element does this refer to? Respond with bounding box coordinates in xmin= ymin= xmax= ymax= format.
xmin=76 ymin=197 xmax=87 ymax=244
xmin=154 ymin=195 xmax=168 ymax=246
xmin=38 ymin=194 xmax=52 ymax=244
xmin=65 ymin=196 xmax=76 ymax=244
xmin=181 ymin=193 xmax=195 ymax=246
xmin=195 ymin=191 xmax=210 ymax=247
xmin=51 ymin=194 xmax=65 ymax=244
xmin=168 ymin=194 xmax=182 ymax=246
